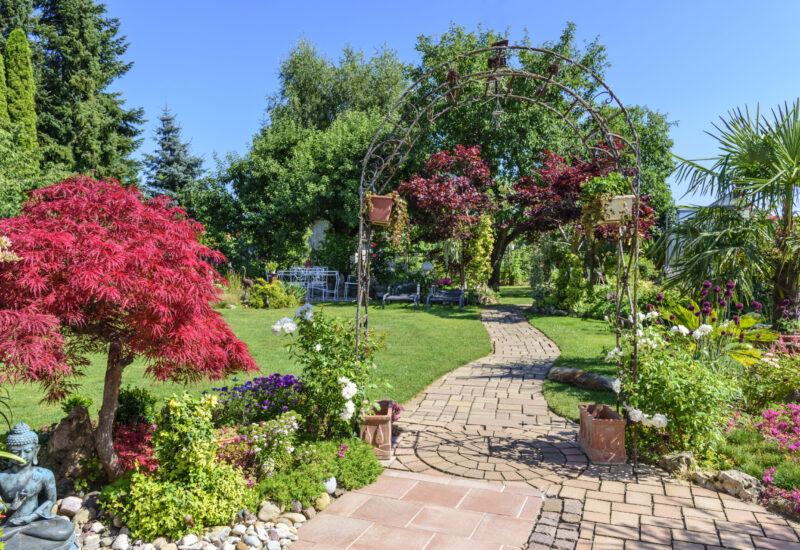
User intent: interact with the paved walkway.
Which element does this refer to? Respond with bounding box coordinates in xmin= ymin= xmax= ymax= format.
xmin=302 ymin=305 xmax=800 ymax=550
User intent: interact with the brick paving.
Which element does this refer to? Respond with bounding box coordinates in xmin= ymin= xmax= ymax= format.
xmin=302 ymin=305 xmax=800 ymax=549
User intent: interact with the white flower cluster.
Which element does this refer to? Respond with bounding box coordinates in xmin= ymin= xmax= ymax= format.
xmin=338 ymin=377 xmax=359 ymax=420
xmin=612 ymin=378 xmax=622 ymax=394
xmin=670 ymin=324 xmax=690 ymax=337
xmin=625 ymin=405 xmax=668 ymax=429
xmin=340 ymin=399 xmax=355 ymax=421
xmin=315 ymin=343 xmax=323 ymax=352
xmin=605 ymin=347 xmax=623 ymax=363
xmin=295 ymin=303 xmax=314 ymax=322
xmin=693 ymin=324 xmax=713 ymax=340
xmin=338 ymin=376 xmax=358 ymax=400
xmin=271 ymin=317 xmax=297 ymax=336
xmin=646 ymin=311 xmax=660 ymax=321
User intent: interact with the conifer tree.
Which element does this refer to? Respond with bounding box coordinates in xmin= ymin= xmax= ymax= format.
xmin=0 ymin=0 xmax=34 ymax=49
xmin=0 ymin=51 xmax=9 ymax=124
xmin=143 ymin=107 xmax=204 ymax=199
xmin=35 ymin=0 xmax=143 ymax=183
xmin=5 ymin=28 xmax=35 ymax=150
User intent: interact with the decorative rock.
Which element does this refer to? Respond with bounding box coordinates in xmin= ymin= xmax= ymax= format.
xmin=83 ymin=533 xmax=101 ymax=545
xmin=659 ymin=451 xmax=697 ymax=474
xmin=258 ymin=501 xmax=281 ymax=522
xmin=152 ymin=537 xmax=169 ymax=548
xmin=267 ymin=528 xmax=280 ymax=541
xmin=302 ymin=507 xmax=316 ymax=520
xmin=690 ymin=470 xmax=715 ymax=488
xmin=162 ymin=544 xmax=178 ymax=550
xmin=276 ymin=517 xmax=293 ymax=528
xmin=289 ymin=500 xmax=303 ymax=513
xmin=267 ymin=542 xmax=281 ymax=550
xmin=59 ymin=495 xmax=83 ymax=517
xmin=232 ymin=524 xmax=248 ymax=536
xmin=143 ymin=544 xmax=156 ymax=550
xmin=235 ymin=541 xmax=249 ymax=550
xmin=113 ymin=515 xmax=123 ymax=528
xmin=89 ymin=520 xmax=106 ymax=533
xmin=242 ymin=534 xmax=261 ymax=547
xmin=112 ymin=533 xmax=130 ymax=550
xmin=243 ymin=510 xmax=257 ymax=525
xmin=280 ymin=512 xmax=305 ymax=524
xmin=323 ymin=477 xmax=337 ymax=494
xmin=181 ymin=533 xmax=200 ymax=546
xmin=314 ymin=493 xmax=331 ymax=511
xmin=220 ymin=544 xmax=236 ymax=550
xmin=208 ymin=525 xmax=231 ymax=542
xmin=718 ymin=469 xmax=762 ymax=500
xmin=101 ymin=536 xmax=115 ymax=546
xmin=332 ymin=488 xmax=345 ymax=498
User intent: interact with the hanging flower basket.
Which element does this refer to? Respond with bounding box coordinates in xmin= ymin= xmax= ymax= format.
xmin=596 ymin=194 xmax=635 ymax=224
xmin=360 ymin=399 xmax=392 ymax=459
xmin=367 ymin=195 xmax=394 ymax=226
xmin=578 ymin=403 xmax=626 ymax=463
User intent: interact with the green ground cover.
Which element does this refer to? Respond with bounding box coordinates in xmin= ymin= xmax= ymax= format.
xmin=718 ymin=425 xmax=800 ymax=491
xmin=526 ymin=313 xmax=617 ymax=422
xmin=497 ymin=285 xmax=533 ymax=305
xmin=9 ymin=302 xmax=490 ymax=428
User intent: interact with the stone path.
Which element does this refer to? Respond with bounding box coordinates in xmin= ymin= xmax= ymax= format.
xmin=303 ymin=305 xmax=800 ymax=549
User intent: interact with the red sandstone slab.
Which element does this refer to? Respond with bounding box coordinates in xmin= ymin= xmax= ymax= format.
xmin=299 ymin=514 xmax=372 ymax=547
xmin=402 ymin=480 xmax=470 ymax=507
xmin=458 ymin=487 xmax=527 ymax=517
xmin=424 ymin=533 xmax=503 ymax=550
xmin=349 ymin=495 xmax=424 ymax=527
xmin=348 ymin=523 xmax=434 ymax=550
xmin=358 ymin=474 xmax=417 ymax=498
xmin=407 ymin=504 xmax=484 ymax=537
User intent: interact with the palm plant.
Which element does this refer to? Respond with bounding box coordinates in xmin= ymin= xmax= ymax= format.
xmin=669 ymin=101 xmax=800 ymax=321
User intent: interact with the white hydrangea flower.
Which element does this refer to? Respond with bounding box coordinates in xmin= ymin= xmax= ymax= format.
xmin=341 ymin=381 xmax=358 ymax=400
xmin=337 ymin=376 xmax=351 ymax=385
xmin=281 ymin=319 xmax=296 ymax=334
xmin=651 ymin=414 xmax=668 ymax=429
xmin=605 ymin=347 xmax=623 ymax=363
xmin=315 ymin=343 xmax=322 ymax=352
xmin=612 ymin=378 xmax=622 ymax=394
xmin=646 ymin=311 xmax=660 ymax=321
xmin=694 ymin=324 xmax=713 ymax=339
xmin=627 ymin=408 xmax=644 ymax=423
xmin=671 ymin=325 xmax=690 ymax=336
xmin=270 ymin=322 xmax=282 ymax=336
xmin=295 ymin=303 xmax=314 ymax=320
xmin=340 ymin=400 xmax=355 ymax=421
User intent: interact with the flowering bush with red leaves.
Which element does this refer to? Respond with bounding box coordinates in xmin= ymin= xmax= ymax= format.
xmin=113 ymin=422 xmax=158 ymax=473
xmin=758 ymin=405 xmax=800 ymax=455
xmin=0 ymin=176 xmax=258 ymax=477
xmin=398 ymin=145 xmax=495 ymax=242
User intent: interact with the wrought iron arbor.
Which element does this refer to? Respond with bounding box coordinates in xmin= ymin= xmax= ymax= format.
xmin=355 ymin=41 xmax=644 ymax=435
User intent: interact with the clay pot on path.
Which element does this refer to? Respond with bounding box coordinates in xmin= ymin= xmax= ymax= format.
xmin=360 ymin=399 xmax=392 ymax=459
xmin=578 ymin=403 xmax=626 ymax=464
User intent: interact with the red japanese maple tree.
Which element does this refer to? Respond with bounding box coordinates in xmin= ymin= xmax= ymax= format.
xmin=0 ymin=176 xmax=258 ymax=479
xmin=398 ymin=144 xmax=495 ymax=242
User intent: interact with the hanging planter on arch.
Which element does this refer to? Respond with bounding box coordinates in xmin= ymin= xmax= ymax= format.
xmin=367 ymin=193 xmax=394 ymax=226
xmin=596 ymin=194 xmax=635 ymax=224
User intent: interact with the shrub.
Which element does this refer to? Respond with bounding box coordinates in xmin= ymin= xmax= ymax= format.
xmin=101 ymin=393 xmax=249 ymax=540
xmin=254 ymin=461 xmax=326 ymax=508
xmin=212 ymin=373 xmax=304 ymax=427
xmin=113 ymin=422 xmax=157 ymax=473
xmin=334 ymin=437 xmax=383 ymax=490
xmin=741 ymin=354 xmax=800 ymax=413
xmin=273 ymin=304 xmax=383 ymax=438
xmin=61 ymin=394 xmax=92 ymax=415
xmin=216 ymin=412 xmax=301 ymax=481
xmin=249 ymin=279 xmax=300 ymax=309
xmin=627 ymin=347 xmax=738 ymax=454
xmin=116 ymin=386 xmax=157 ymax=425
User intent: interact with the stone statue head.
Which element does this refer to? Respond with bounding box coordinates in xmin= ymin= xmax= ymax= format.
xmin=5 ymin=422 xmax=39 ymax=470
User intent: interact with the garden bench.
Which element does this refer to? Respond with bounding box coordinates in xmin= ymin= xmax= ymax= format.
xmin=426 ymin=287 xmax=464 ymax=312
xmin=382 ymin=282 xmax=421 ymax=310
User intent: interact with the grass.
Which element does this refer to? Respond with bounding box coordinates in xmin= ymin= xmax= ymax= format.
xmin=719 ymin=424 xmax=800 ymax=491
xmin=497 ymin=285 xmax=533 ymax=305
xmin=526 ymin=314 xmax=617 ymax=422
xmin=9 ymin=302 xmax=491 ymax=428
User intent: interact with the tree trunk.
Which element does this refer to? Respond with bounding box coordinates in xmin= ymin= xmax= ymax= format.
xmin=772 ymin=190 xmax=800 ymax=323
xmin=95 ymin=338 xmax=130 ymax=481
xmin=489 ymin=227 xmax=519 ymax=290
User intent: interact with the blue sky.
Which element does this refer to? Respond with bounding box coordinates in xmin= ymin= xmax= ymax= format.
xmin=104 ymin=0 xmax=800 ymax=205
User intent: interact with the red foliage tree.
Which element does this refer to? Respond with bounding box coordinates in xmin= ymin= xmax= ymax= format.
xmin=398 ymin=145 xmax=495 ymax=242
xmin=0 ymin=176 xmax=258 ymax=479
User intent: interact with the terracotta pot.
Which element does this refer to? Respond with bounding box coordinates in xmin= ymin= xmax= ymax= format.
xmin=360 ymin=399 xmax=392 ymax=459
xmin=597 ymin=195 xmax=635 ymax=224
xmin=268 ymin=272 xmax=278 ymax=284
xmin=368 ymin=195 xmax=393 ymax=227
xmin=578 ymin=403 xmax=626 ymax=463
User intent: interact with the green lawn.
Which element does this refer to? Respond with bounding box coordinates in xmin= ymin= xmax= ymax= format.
xmin=498 ymin=285 xmax=533 ymax=305
xmin=526 ymin=314 xmax=617 ymax=422
xmin=9 ymin=302 xmax=491 ymax=428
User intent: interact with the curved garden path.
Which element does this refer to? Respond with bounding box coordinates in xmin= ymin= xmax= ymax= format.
xmin=298 ymin=305 xmax=800 ymax=550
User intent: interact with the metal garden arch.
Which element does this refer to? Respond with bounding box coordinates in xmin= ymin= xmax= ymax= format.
xmin=355 ymin=40 xmax=644 ymax=412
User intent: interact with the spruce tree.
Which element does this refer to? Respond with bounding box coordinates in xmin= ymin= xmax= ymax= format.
xmin=35 ymin=0 xmax=143 ymax=183
xmin=143 ymin=107 xmax=204 ymax=199
xmin=5 ymin=28 xmax=35 ymax=151
xmin=0 ymin=51 xmax=9 ymax=124
xmin=0 ymin=0 xmax=34 ymax=49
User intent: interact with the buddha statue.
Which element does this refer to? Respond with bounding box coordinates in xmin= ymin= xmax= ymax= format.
xmin=0 ymin=423 xmax=77 ymax=550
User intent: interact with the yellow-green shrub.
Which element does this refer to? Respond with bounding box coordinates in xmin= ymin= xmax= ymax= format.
xmin=249 ymin=279 xmax=299 ymax=309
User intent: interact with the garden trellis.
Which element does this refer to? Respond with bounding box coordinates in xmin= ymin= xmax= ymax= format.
xmin=354 ymin=39 xmax=646 ymax=460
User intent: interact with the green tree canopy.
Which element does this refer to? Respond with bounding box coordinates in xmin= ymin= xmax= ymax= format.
xmin=0 ymin=49 xmax=9 ymax=124
xmin=5 ymin=27 xmax=36 ymax=151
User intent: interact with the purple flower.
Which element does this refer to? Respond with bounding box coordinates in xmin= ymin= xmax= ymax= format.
xmin=756 ymin=333 xmax=762 ymax=339
xmin=656 ymin=293 xmax=664 ymax=302
xmin=733 ymin=315 xmax=740 ymax=326
xmin=724 ymin=290 xmax=733 ymax=297
xmin=703 ymin=280 xmax=712 ymax=289
xmin=753 ymin=301 xmax=763 ymax=311
xmin=700 ymin=289 xmax=708 ymax=297
xmin=784 ymin=298 xmax=791 ymax=306
xmin=688 ymin=304 xmax=695 ymax=311
xmin=669 ymin=314 xmax=675 ymax=320
xmin=646 ymin=303 xmax=654 ymax=312
xmin=719 ymin=300 xmax=727 ymax=307
xmin=735 ymin=302 xmax=743 ymax=311
xmin=711 ymin=317 xmax=717 ymax=322
xmin=726 ymin=280 xmax=736 ymax=290
xmin=713 ymin=285 xmax=722 ymax=294
xmin=721 ymin=330 xmax=727 ymax=336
